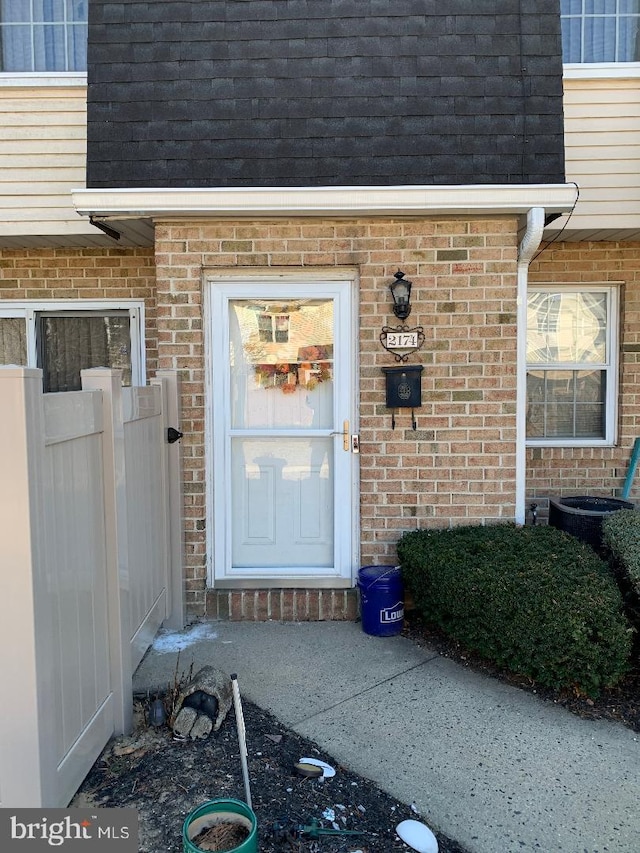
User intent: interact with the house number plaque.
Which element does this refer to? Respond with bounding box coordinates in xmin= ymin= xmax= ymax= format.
xmin=385 ymin=331 xmax=419 ymax=349
xmin=380 ymin=325 xmax=425 ymax=362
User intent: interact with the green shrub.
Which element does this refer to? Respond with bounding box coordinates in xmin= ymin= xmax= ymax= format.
xmin=602 ymin=510 xmax=640 ymax=641
xmin=602 ymin=510 xmax=640 ymax=600
xmin=397 ymin=523 xmax=632 ymax=697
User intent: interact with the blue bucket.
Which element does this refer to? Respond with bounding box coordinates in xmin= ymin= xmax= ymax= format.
xmin=358 ymin=565 xmax=404 ymax=636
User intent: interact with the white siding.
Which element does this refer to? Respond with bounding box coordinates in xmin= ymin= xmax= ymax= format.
xmin=563 ymin=77 xmax=640 ymax=233
xmin=0 ymin=84 xmax=96 ymax=240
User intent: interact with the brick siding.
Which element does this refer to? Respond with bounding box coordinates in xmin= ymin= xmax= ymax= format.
xmin=0 ymin=247 xmax=158 ymax=374
xmin=0 ymin=224 xmax=521 ymax=619
xmin=206 ymin=588 xmax=359 ymax=622
xmin=154 ymin=216 xmax=520 ymax=616
xmin=528 ymin=240 xmax=640 ymax=521
xmin=7 ymin=235 xmax=640 ymax=616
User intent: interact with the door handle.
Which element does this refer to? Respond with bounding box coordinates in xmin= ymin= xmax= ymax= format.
xmin=329 ymin=420 xmax=350 ymax=451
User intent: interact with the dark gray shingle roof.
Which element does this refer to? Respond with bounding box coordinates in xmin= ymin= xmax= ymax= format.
xmin=87 ymin=0 xmax=565 ymax=188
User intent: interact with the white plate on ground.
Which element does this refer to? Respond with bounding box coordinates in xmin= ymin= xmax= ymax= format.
xmin=298 ymin=757 xmax=336 ymax=778
xmin=396 ymin=819 xmax=438 ymax=853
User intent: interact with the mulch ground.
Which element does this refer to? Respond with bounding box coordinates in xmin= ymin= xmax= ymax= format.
xmin=72 ymin=693 xmax=467 ymax=853
xmin=71 ymin=612 xmax=638 ymax=853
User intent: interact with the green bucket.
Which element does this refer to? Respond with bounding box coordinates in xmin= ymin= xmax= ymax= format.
xmin=183 ymin=798 xmax=258 ymax=853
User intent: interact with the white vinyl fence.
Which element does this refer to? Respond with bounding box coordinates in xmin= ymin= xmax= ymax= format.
xmin=0 ymin=366 xmax=184 ymax=808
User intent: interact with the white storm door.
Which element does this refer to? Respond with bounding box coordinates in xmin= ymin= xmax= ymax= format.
xmin=210 ymin=279 xmax=355 ymax=583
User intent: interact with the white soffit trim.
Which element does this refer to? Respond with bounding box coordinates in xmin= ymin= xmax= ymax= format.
xmin=72 ymin=184 xmax=578 ymax=220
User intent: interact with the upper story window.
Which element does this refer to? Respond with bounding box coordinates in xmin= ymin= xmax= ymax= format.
xmin=0 ymin=0 xmax=87 ymax=72
xmin=561 ymin=0 xmax=640 ymax=62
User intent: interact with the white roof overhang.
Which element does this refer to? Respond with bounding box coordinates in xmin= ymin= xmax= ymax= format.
xmin=73 ymin=184 xmax=578 ymax=227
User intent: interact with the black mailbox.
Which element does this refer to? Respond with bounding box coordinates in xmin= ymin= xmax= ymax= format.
xmin=382 ymin=365 xmax=423 ymax=408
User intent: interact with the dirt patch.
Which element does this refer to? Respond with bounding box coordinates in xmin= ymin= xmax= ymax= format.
xmin=191 ymin=820 xmax=251 ymax=851
xmin=72 ymin=694 xmax=466 ymax=853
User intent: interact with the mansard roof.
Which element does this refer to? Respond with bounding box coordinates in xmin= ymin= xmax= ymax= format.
xmin=86 ymin=0 xmax=565 ymax=188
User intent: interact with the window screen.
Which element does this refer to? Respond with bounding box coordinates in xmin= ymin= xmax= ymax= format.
xmin=38 ymin=313 xmax=132 ymax=392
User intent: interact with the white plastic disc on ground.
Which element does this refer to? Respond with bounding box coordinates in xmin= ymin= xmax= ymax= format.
xmin=298 ymin=757 xmax=336 ymax=778
xmin=396 ymin=819 xmax=439 ymax=853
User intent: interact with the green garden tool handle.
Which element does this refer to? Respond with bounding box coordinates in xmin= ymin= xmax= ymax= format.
xmin=300 ymin=820 xmax=364 ymax=839
xmin=271 ymin=819 xmax=365 ymax=843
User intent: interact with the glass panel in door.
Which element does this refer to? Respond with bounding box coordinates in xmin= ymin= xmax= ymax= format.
xmin=228 ymin=298 xmax=335 ymax=571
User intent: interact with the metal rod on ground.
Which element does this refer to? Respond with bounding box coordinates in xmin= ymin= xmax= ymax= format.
xmin=230 ymin=673 xmax=252 ymax=809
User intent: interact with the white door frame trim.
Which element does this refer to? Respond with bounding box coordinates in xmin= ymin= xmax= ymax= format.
xmin=203 ymin=268 xmax=360 ymax=588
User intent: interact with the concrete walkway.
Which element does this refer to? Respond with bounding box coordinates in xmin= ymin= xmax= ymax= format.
xmin=133 ymin=621 xmax=640 ymax=853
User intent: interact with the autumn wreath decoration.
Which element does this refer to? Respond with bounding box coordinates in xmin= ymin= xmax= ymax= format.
xmin=254 ymin=345 xmax=333 ymax=393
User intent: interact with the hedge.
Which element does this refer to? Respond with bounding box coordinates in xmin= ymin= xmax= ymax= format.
xmin=602 ymin=510 xmax=640 ymax=601
xmin=602 ymin=510 xmax=640 ymax=641
xmin=397 ymin=523 xmax=632 ymax=697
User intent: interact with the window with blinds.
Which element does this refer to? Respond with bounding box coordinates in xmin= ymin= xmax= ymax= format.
xmin=561 ymin=0 xmax=640 ymax=63
xmin=0 ymin=0 xmax=87 ymax=72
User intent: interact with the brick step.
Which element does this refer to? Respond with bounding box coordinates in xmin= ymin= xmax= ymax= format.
xmin=205 ymin=587 xmax=360 ymax=622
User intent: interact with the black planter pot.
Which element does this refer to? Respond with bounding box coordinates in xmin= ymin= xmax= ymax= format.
xmin=548 ymin=495 xmax=635 ymax=550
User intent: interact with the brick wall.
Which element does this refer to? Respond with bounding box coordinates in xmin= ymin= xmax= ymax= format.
xmin=206 ymin=588 xmax=359 ymax=622
xmin=527 ymin=240 xmax=640 ymax=518
xmin=0 ymin=247 xmax=158 ymax=373
xmin=8 ymin=237 xmax=639 ymax=615
xmin=154 ymin=216 xmax=520 ymax=616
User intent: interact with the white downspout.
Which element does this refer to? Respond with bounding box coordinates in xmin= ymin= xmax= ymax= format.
xmin=515 ymin=207 xmax=546 ymax=524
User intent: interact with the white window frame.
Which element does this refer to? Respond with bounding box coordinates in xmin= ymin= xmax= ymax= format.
xmin=526 ymin=284 xmax=619 ymax=448
xmin=563 ymin=61 xmax=640 ymax=78
xmin=0 ymin=70 xmax=86 ymax=86
xmin=0 ymin=299 xmax=146 ymax=389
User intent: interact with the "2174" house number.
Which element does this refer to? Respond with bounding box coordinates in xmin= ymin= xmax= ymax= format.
xmin=379 ymin=325 xmax=425 ymax=362
xmin=384 ymin=331 xmax=419 ymax=349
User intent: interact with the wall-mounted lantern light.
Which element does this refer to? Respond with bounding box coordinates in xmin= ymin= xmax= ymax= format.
xmin=389 ymin=270 xmax=412 ymax=320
